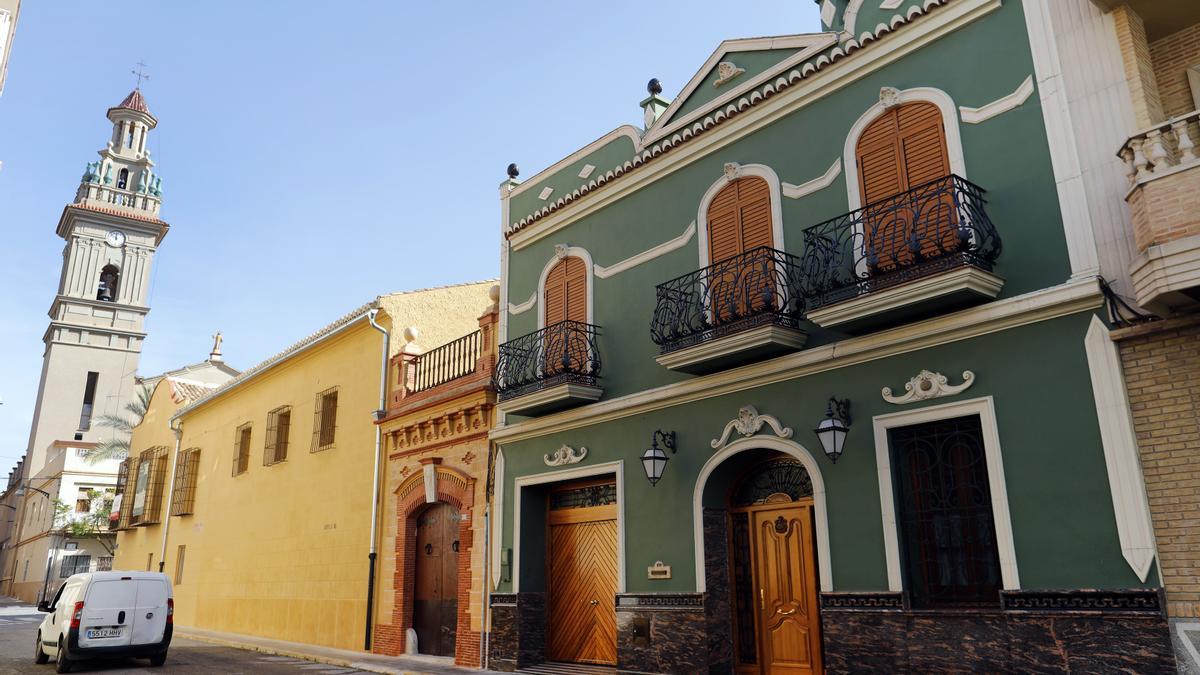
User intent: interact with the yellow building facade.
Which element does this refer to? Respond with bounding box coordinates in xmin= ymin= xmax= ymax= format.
xmin=114 ymin=283 xmax=493 ymax=652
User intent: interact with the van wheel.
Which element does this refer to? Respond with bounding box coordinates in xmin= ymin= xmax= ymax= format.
xmin=149 ymin=653 xmax=166 ymax=667
xmin=54 ymin=639 xmax=72 ymax=673
xmin=34 ymin=632 xmax=49 ymax=664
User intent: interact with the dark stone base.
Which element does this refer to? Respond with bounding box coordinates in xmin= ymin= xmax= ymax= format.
xmin=821 ymin=590 xmax=1176 ymax=674
xmin=488 ymin=592 xmax=545 ymax=672
xmin=616 ymin=593 xmax=706 ymax=674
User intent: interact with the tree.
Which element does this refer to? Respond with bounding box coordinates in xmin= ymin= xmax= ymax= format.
xmin=53 ymin=489 xmax=116 ymax=555
xmin=84 ymin=384 xmax=153 ymax=463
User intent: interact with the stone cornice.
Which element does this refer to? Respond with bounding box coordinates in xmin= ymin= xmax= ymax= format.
xmin=386 ymin=399 xmax=495 ymax=456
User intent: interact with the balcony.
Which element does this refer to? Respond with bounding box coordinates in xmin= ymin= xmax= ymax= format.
xmin=1120 ymin=110 xmax=1200 ymax=315
xmin=800 ymin=175 xmax=1003 ymax=332
xmin=494 ymin=320 xmax=602 ymax=416
xmin=651 ymin=246 xmax=807 ymax=373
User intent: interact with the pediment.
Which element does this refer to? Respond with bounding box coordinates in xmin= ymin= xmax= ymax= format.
xmin=645 ymin=32 xmax=838 ymax=143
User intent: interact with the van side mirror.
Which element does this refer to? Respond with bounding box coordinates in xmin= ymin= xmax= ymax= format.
xmin=37 ymin=601 xmax=50 ymax=613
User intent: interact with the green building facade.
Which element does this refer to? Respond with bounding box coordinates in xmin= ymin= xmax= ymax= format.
xmin=487 ymin=1 xmax=1174 ymax=672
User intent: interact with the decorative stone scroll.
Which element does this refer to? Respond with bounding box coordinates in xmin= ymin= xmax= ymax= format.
xmin=543 ymin=444 xmax=588 ymax=467
xmin=881 ymin=370 xmax=975 ymax=405
xmin=711 ymin=405 xmax=794 ymax=450
xmin=713 ymin=61 xmax=745 ymax=87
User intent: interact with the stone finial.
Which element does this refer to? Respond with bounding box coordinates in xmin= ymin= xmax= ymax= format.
xmin=209 ymin=331 xmax=224 ymax=362
xmin=489 ymin=284 xmax=501 ymax=304
xmin=506 ymin=163 xmax=519 ymax=179
xmin=641 ymin=78 xmax=671 ymax=130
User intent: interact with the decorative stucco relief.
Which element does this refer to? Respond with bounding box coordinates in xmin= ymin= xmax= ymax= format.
xmin=711 ymin=405 xmax=794 ymax=450
xmin=544 ymin=444 xmax=588 ymax=466
xmin=881 ymin=370 xmax=975 ymax=404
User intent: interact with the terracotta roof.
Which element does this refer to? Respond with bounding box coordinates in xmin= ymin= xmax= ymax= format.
xmin=67 ymin=203 xmax=168 ymax=226
xmin=115 ymin=89 xmax=149 ymax=114
xmin=505 ymin=0 xmax=951 ymax=237
xmin=167 ymin=377 xmax=221 ymax=404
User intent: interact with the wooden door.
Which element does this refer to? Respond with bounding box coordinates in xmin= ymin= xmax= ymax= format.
xmin=546 ymin=486 xmax=618 ymax=666
xmin=856 ymin=101 xmax=953 ymax=273
xmin=752 ymin=503 xmax=822 ymax=674
xmin=413 ymin=502 xmax=459 ymax=657
xmin=543 ymin=255 xmax=588 ymax=375
xmin=707 ymin=177 xmax=775 ymax=321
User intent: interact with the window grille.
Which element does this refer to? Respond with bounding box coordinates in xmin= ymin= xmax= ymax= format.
xmin=96 ymin=557 xmax=113 ymax=572
xmin=311 ymin=387 xmax=338 ymax=452
xmin=170 ymin=448 xmax=201 ymax=516
xmin=889 ymin=414 xmax=1002 ymax=609
xmin=115 ymin=457 xmax=135 ymax=530
xmin=233 ymin=423 xmax=252 ymax=476
xmin=549 ymin=482 xmax=616 ymax=510
xmin=265 ymin=406 xmax=291 ymax=465
xmin=131 ymin=446 xmax=169 ymax=526
xmin=60 ymin=554 xmax=91 ymax=578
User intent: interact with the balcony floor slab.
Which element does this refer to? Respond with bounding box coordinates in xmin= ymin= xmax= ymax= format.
xmin=807 ymin=266 xmax=1004 ymax=332
xmin=656 ymin=324 xmax=808 ymax=374
xmin=497 ymin=382 xmax=603 ymax=417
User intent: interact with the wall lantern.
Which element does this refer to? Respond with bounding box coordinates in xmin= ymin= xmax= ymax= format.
xmin=641 ymin=430 xmax=677 ymax=486
xmin=814 ymin=398 xmax=851 ymax=463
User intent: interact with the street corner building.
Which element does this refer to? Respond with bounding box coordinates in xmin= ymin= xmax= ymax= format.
xmin=112 ymin=281 xmax=495 ymax=652
xmin=484 ymin=0 xmax=1198 ymax=672
xmin=370 ymin=286 xmax=501 ymax=665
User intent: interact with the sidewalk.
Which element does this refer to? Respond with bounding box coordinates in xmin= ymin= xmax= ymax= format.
xmin=175 ymin=625 xmax=494 ymax=675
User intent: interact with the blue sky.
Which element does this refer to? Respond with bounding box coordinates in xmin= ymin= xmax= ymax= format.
xmin=0 ymin=2 xmax=820 ymax=471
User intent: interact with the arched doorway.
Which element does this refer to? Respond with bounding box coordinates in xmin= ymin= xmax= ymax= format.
xmin=412 ymin=501 xmax=460 ymax=657
xmin=701 ymin=449 xmax=825 ymax=674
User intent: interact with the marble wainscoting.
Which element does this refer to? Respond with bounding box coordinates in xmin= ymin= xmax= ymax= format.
xmin=702 ymin=508 xmax=734 ymax=674
xmin=616 ymin=593 xmax=707 ymax=674
xmin=820 ymin=589 xmax=1175 ymax=673
xmin=488 ymin=592 xmax=545 ymax=671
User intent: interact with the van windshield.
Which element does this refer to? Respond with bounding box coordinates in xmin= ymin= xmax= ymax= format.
xmin=86 ymin=580 xmax=132 ymax=609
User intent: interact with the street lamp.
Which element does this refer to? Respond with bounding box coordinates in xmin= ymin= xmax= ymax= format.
xmin=16 ymin=483 xmax=52 ymax=499
xmin=641 ymin=430 xmax=677 ymax=486
xmin=814 ymin=398 xmax=851 ymax=463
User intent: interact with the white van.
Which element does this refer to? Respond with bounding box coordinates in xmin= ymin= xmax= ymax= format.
xmin=34 ymin=571 xmax=173 ymax=673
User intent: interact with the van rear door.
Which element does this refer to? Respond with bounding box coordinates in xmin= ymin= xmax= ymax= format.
xmin=79 ymin=579 xmax=134 ymax=648
xmin=130 ymin=578 xmax=169 ymax=645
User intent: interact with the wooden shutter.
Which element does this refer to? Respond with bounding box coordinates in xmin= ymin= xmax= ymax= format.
xmin=856 ymin=101 xmax=952 ymax=272
xmin=706 ymin=177 xmax=773 ymax=265
xmin=543 ymin=256 xmax=587 ymax=326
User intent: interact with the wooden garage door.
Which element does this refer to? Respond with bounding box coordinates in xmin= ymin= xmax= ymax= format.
xmin=708 ymin=177 xmax=775 ymax=320
xmin=856 ymin=101 xmax=953 ymax=272
xmin=546 ymin=482 xmax=618 ymax=666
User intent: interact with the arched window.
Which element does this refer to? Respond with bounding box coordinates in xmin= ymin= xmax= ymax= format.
xmin=126 ymin=126 xmax=135 ymax=148
xmin=856 ymin=100 xmax=953 ymax=272
xmin=541 ymin=255 xmax=588 ymax=376
xmin=707 ymin=176 xmax=775 ymax=321
xmin=97 ymin=265 xmax=120 ymax=302
xmin=117 ymin=168 xmax=129 ymax=190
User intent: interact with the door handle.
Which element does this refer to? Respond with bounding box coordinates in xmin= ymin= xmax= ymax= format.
xmin=759 ymin=588 xmax=764 ymax=612
xmin=118 ymin=610 xmax=125 ymax=624
xmin=779 ymin=608 xmax=796 ymax=616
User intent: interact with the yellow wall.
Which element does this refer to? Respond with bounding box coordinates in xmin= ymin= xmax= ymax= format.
xmin=117 ymin=318 xmax=385 ymax=650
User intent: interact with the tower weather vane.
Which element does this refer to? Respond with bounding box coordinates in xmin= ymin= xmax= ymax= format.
xmin=131 ymin=61 xmax=150 ymax=90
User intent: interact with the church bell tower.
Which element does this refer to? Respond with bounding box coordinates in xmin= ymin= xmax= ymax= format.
xmin=23 ymin=88 xmax=169 ymax=473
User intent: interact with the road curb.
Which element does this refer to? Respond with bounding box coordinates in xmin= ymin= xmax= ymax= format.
xmin=175 ymin=630 xmax=427 ymax=675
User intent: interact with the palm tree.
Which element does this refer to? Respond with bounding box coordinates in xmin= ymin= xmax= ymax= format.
xmin=83 ymin=384 xmax=153 ymax=463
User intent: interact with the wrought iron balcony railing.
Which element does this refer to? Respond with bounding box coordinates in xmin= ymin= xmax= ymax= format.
xmin=799 ymin=174 xmax=1001 ymax=309
xmin=650 ymin=246 xmax=806 ymax=354
xmin=494 ymin=320 xmax=601 ymax=401
xmin=411 ymin=329 xmax=481 ymax=393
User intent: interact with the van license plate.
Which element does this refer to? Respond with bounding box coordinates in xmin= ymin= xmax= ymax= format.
xmin=86 ymin=628 xmax=122 ymax=639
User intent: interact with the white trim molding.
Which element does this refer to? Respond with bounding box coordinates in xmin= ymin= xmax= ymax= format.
xmin=843 ymin=86 xmax=966 ymax=211
xmin=696 ymin=163 xmax=787 ymax=268
xmin=694 ymin=435 xmax=832 ymax=592
xmin=536 ymin=245 xmax=595 ymax=328
xmin=513 ymin=460 xmax=626 ymax=593
xmin=508 ymin=291 xmax=537 ymax=316
xmin=959 ymin=75 xmax=1035 ymax=124
xmin=1084 ymin=316 xmax=1156 ymax=581
xmin=880 ymin=0 xmax=904 ymax=9
xmin=873 ymin=396 xmax=1020 ymax=592
xmin=842 ymin=0 xmax=866 ymax=36
xmin=490 ymin=448 xmax=505 ymax=589
xmin=1020 ymin=0 xmax=1101 ymax=280
xmin=782 ymin=160 xmax=842 ymax=199
xmin=594 ymin=221 xmax=696 ymax=279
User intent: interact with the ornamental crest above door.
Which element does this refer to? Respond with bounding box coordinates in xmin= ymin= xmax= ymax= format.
xmin=711 ymin=405 xmax=793 ymax=450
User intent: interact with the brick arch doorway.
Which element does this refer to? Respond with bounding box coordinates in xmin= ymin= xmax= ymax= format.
xmin=392 ymin=463 xmax=476 ymax=664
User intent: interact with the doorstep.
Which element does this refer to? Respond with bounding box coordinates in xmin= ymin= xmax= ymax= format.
xmin=175 ymin=625 xmax=491 ymax=674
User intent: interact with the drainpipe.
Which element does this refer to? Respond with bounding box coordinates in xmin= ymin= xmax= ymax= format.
xmin=158 ymin=418 xmax=183 ymax=574
xmin=364 ymin=308 xmax=389 ymax=651
xmin=481 ymin=441 xmax=496 ymax=670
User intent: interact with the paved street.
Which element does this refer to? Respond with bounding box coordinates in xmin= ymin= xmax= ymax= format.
xmin=0 ymin=597 xmax=373 ymax=675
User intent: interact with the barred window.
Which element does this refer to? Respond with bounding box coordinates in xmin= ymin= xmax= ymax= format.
xmin=60 ymin=554 xmax=91 ymax=578
xmin=311 ymin=387 xmax=338 ymax=452
xmin=233 ymin=423 xmax=252 ymax=476
xmin=265 ymin=406 xmax=292 ymax=465
xmin=170 ymin=448 xmax=201 ymax=516
xmin=115 ymin=457 xmax=134 ymax=530
xmin=96 ymin=556 xmax=113 ymax=572
xmin=131 ymin=446 xmax=169 ymax=526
